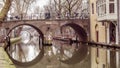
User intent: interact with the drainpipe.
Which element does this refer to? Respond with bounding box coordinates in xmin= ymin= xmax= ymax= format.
xmin=117 ymin=0 xmax=120 ymax=68
xmin=117 ymin=0 xmax=120 ymax=43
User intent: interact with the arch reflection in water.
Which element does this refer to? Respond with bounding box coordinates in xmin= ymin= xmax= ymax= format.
xmin=53 ymin=24 xmax=88 ymax=64
xmin=53 ymin=26 xmax=80 ymax=59
xmin=6 ymin=24 xmax=44 ymax=66
xmin=20 ymin=31 xmax=30 ymax=44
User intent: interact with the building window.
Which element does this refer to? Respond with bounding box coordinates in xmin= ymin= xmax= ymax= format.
xmin=96 ymin=0 xmax=107 ymax=16
xmin=109 ymin=0 xmax=114 ymax=1
xmin=92 ymin=3 xmax=94 ymax=14
xmin=103 ymin=4 xmax=106 ymax=14
xmin=96 ymin=2 xmax=97 ymax=13
xmin=103 ymin=64 xmax=105 ymax=68
xmin=96 ymin=31 xmax=99 ymax=42
xmin=97 ymin=48 xmax=99 ymax=57
xmin=96 ymin=31 xmax=99 ymax=57
xmin=97 ymin=6 xmax=100 ymax=16
xmin=109 ymin=3 xmax=114 ymax=13
xmin=102 ymin=22 xmax=105 ymax=26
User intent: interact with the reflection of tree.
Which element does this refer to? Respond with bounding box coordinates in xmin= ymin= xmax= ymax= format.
xmin=53 ymin=26 xmax=81 ymax=60
xmin=18 ymin=44 xmax=27 ymax=62
xmin=15 ymin=26 xmax=23 ymax=37
xmin=8 ymin=25 xmax=41 ymax=62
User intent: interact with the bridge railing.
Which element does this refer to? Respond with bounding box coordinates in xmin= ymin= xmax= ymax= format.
xmin=5 ymin=12 xmax=89 ymax=21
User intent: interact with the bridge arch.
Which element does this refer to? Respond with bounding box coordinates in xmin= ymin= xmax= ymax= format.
xmin=53 ymin=23 xmax=88 ymax=64
xmin=1 ymin=19 xmax=90 ymax=67
xmin=61 ymin=23 xmax=87 ymax=40
xmin=6 ymin=23 xmax=44 ymax=66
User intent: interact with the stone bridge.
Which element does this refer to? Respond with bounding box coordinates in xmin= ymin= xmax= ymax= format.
xmin=0 ymin=19 xmax=90 ymax=68
xmin=1 ymin=19 xmax=90 ymax=38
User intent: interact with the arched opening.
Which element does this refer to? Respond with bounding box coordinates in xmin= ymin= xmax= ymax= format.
xmin=109 ymin=22 xmax=116 ymax=43
xmin=109 ymin=22 xmax=116 ymax=68
xmin=53 ymin=23 xmax=88 ymax=64
xmin=6 ymin=24 xmax=44 ymax=66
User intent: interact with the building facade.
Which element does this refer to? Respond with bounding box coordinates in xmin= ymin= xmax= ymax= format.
xmin=90 ymin=0 xmax=119 ymax=68
xmin=96 ymin=0 xmax=119 ymax=68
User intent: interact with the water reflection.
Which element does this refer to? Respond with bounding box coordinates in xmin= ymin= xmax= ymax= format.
xmin=20 ymin=31 xmax=30 ymax=44
xmin=6 ymin=25 xmax=42 ymax=62
xmin=53 ymin=26 xmax=80 ymax=61
xmin=5 ymin=23 xmax=89 ymax=67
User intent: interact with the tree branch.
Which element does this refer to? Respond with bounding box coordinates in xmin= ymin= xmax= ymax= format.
xmin=0 ymin=0 xmax=12 ymax=22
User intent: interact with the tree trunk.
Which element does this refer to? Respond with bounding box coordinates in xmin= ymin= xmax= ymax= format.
xmin=0 ymin=0 xmax=12 ymax=22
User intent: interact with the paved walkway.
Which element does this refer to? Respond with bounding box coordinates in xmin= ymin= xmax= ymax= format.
xmin=0 ymin=47 xmax=16 ymax=68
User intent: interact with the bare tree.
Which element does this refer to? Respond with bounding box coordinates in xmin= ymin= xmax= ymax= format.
xmin=10 ymin=0 xmax=36 ymax=19
xmin=0 ymin=0 xmax=12 ymax=22
xmin=44 ymin=5 xmax=51 ymax=13
xmin=33 ymin=6 xmax=41 ymax=14
xmin=63 ymin=0 xmax=82 ymax=18
xmin=52 ymin=0 xmax=66 ymax=17
xmin=44 ymin=0 xmax=66 ymax=19
xmin=79 ymin=0 xmax=90 ymax=19
xmin=33 ymin=6 xmax=45 ymax=19
xmin=44 ymin=0 xmax=83 ymax=19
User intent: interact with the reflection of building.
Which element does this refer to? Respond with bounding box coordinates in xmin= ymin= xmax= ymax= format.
xmin=90 ymin=0 xmax=107 ymax=68
xmin=96 ymin=0 xmax=118 ymax=68
xmin=90 ymin=0 xmax=119 ymax=68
